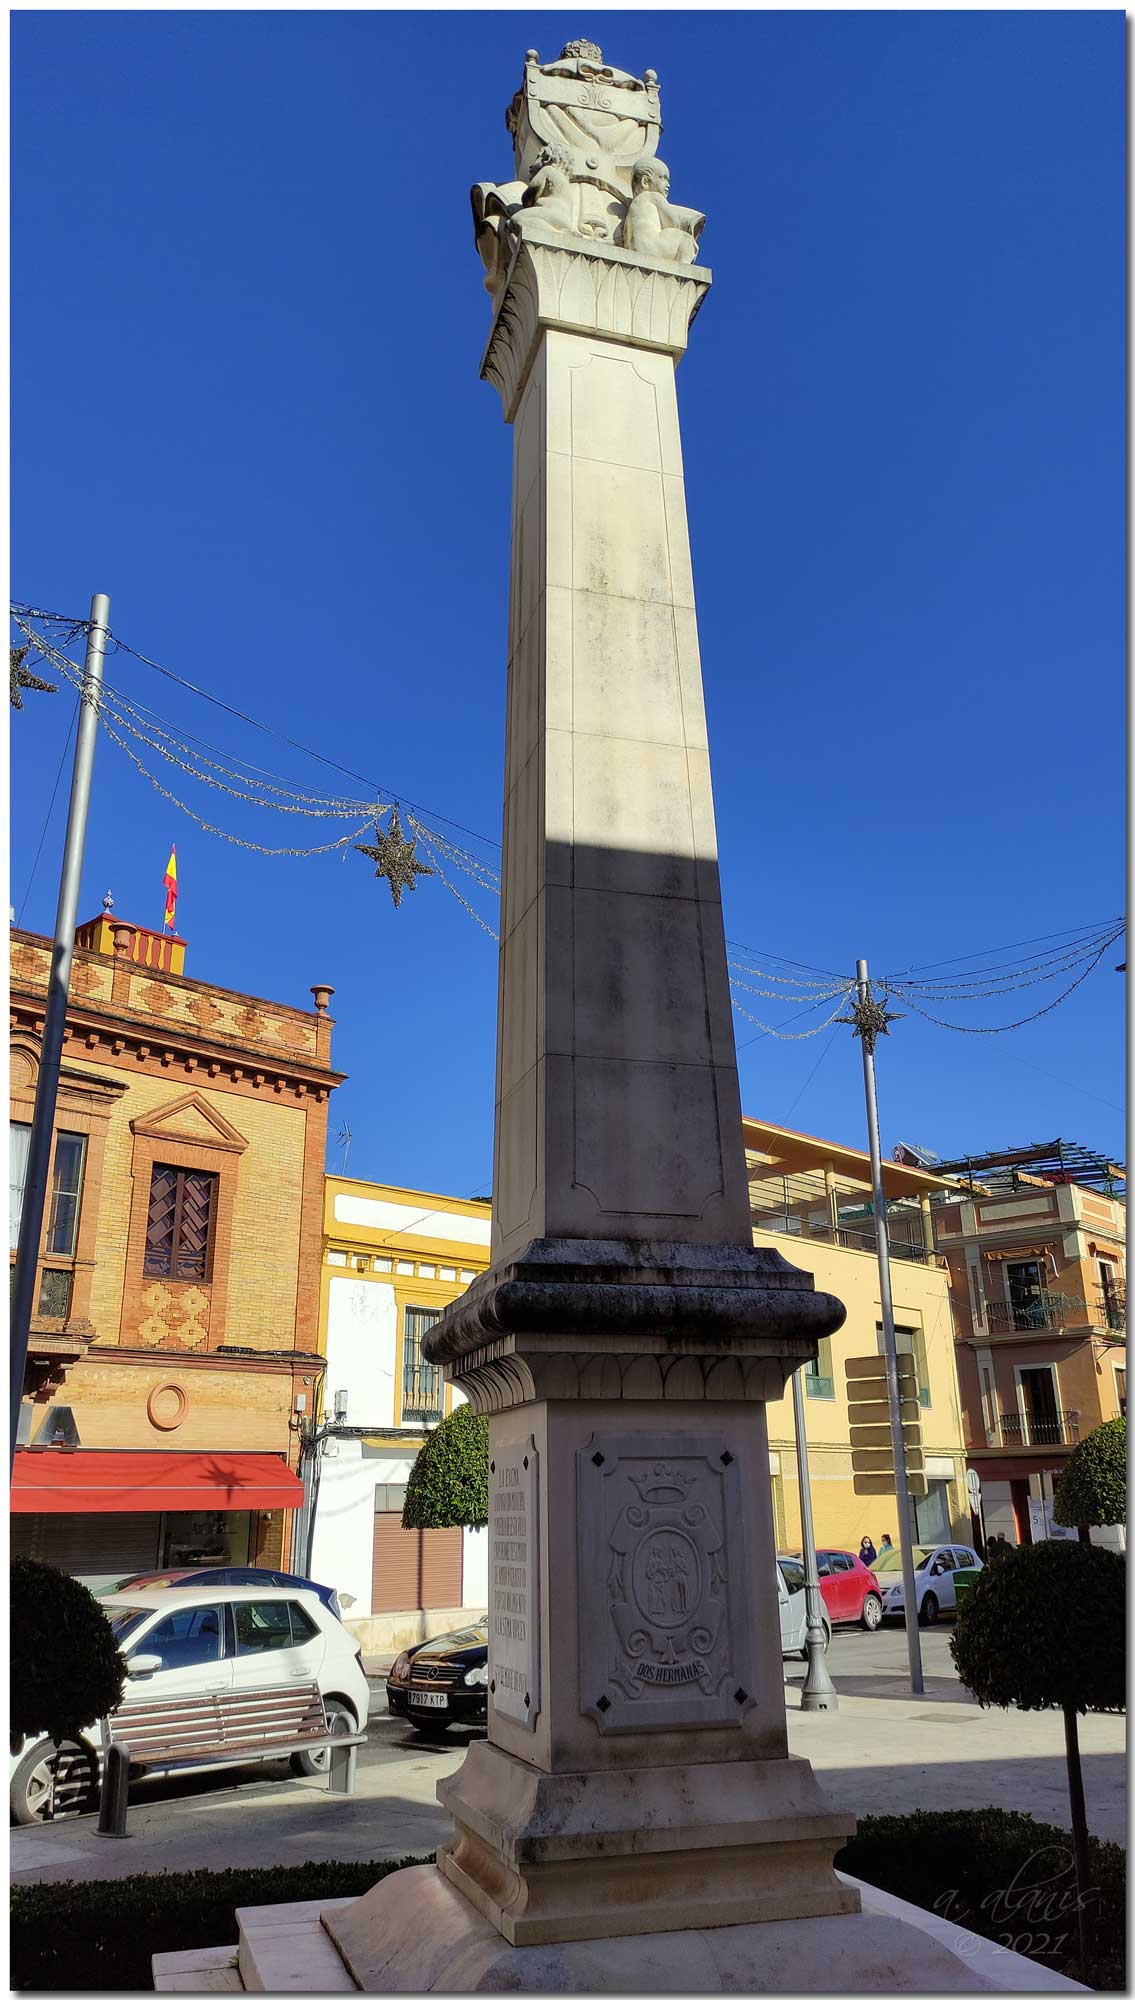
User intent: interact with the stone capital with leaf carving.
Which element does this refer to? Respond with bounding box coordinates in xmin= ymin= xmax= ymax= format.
xmin=480 ymin=226 xmax=711 ymax=420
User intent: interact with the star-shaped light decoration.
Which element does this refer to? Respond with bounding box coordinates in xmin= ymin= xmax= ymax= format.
xmin=835 ymin=992 xmax=904 ymax=1058
xmin=355 ymin=807 xmax=434 ymax=909
xmin=10 ymin=645 xmax=57 ymax=710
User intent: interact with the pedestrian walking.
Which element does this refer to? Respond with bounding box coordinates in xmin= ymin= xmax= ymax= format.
xmin=878 ymin=1532 xmax=895 ymax=1558
xmin=859 ymin=1535 xmax=877 ymax=1566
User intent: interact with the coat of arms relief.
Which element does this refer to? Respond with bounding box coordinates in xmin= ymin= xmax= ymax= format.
xmin=578 ymin=1435 xmax=756 ymax=1733
xmin=472 ymin=41 xmax=705 ymax=296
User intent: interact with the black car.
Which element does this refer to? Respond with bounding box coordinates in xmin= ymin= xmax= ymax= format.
xmin=386 ymin=1620 xmax=488 ymax=1734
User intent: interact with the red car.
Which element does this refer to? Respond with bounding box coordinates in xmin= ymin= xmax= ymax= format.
xmin=791 ymin=1549 xmax=883 ymax=1630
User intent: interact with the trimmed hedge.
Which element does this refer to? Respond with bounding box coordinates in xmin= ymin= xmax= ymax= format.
xmin=838 ymin=1809 xmax=1125 ymax=1990
xmin=402 ymin=1402 xmax=488 ymax=1528
xmin=11 ymin=1557 xmax=125 ymax=1747
xmin=11 ymin=1815 xmax=1126 ymax=1990
xmin=11 ymin=1856 xmax=434 ymax=1990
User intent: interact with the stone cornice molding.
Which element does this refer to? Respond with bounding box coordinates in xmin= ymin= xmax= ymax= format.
xmin=423 ymin=1235 xmax=846 ymax=1410
xmin=481 ymin=227 xmax=712 ymax=421
xmin=9 ymin=998 xmax=343 ymax=1102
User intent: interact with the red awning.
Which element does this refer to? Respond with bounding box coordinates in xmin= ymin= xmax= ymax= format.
xmin=10 ymin=1450 xmax=304 ymax=1514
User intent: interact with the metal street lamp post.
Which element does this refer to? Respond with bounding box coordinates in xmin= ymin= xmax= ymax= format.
xmin=792 ymin=1363 xmax=839 ymax=1710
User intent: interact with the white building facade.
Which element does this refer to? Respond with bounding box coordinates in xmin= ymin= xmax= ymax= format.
xmin=309 ymin=1177 xmax=492 ymax=1655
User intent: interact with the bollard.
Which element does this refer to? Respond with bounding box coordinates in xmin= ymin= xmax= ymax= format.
xmin=94 ymin=1743 xmax=131 ymax=1837
xmin=328 ymin=1740 xmax=357 ymax=1796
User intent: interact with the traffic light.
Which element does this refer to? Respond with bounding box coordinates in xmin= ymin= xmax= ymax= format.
xmin=845 ymin=1354 xmax=927 ymax=1497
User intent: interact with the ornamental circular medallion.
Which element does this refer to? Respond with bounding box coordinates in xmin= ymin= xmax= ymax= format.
xmin=147 ymin=1381 xmax=188 ymax=1431
xmin=631 ymin=1527 xmax=703 ymax=1628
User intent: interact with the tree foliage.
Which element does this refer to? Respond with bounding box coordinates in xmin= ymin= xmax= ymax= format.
xmin=11 ymin=1557 xmax=126 ymax=1745
xmin=950 ymin=1540 xmax=1125 ymax=1716
xmin=1052 ymin=1416 xmax=1126 ymax=1529
xmin=402 ymin=1403 xmax=488 ymax=1529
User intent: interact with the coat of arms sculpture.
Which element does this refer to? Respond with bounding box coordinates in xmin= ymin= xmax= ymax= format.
xmin=577 ymin=1435 xmax=757 ymax=1733
xmin=471 ymin=40 xmax=705 ymax=295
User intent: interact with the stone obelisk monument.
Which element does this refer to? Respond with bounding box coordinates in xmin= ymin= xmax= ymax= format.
xmin=326 ymin=42 xmax=868 ymax=1983
xmin=156 ymin=43 xmax=1071 ymax=1992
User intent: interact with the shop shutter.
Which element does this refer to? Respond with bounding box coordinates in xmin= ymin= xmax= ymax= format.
xmin=371 ymin=1513 xmax=424 ymax=1614
xmin=421 ymin=1528 xmax=463 ymax=1610
xmin=371 ymin=1515 xmax=464 ymax=1613
xmin=10 ymin=1511 xmax=161 ymax=1586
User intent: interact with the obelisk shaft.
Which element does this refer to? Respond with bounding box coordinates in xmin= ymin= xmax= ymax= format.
xmin=492 ymin=315 xmax=752 ymax=1263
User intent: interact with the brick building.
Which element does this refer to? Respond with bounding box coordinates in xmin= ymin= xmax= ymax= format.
xmin=10 ymin=912 xmax=342 ymax=1584
xmin=927 ymin=1140 xmax=1126 ymax=1548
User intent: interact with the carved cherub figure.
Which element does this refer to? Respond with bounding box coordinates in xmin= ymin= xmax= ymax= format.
xmin=621 ymin=157 xmax=703 ymax=265
xmin=516 ymin=146 xmax=576 ymax=235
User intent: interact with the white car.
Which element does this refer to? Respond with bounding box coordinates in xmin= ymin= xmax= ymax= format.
xmin=777 ymin=1557 xmax=832 ymax=1657
xmin=875 ymin=1543 xmax=983 ymax=1626
xmin=10 ymin=1583 xmax=370 ymax=1825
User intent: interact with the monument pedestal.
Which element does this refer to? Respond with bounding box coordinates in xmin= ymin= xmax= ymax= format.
xmin=315 ymin=1867 xmax=1081 ymax=1994
xmin=427 ymin=1736 xmax=857 ymax=1945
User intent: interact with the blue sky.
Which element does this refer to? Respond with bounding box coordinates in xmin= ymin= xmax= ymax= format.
xmin=11 ymin=11 xmax=1125 ymax=1193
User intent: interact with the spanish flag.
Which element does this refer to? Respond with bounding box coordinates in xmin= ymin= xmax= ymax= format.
xmin=162 ymin=846 xmax=178 ymax=931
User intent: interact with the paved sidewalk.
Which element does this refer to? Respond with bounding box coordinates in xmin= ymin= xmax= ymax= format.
xmin=11 ymin=1676 xmax=1124 ymax=1887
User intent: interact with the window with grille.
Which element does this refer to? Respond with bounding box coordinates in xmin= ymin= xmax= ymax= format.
xmin=805 ymin=1335 xmax=835 ymax=1399
xmin=402 ymin=1306 xmax=444 ymax=1422
xmin=876 ymin=1321 xmax=932 ymax=1408
xmin=10 ymin=1122 xmax=31 ymax=1252
xmin=144 ymin=1164 xmax=217 ymax=1280
xmin=46 ymin=1133 xmax=87 ymax=1256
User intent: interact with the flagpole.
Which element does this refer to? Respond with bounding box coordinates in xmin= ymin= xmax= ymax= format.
xmin=11 ymin=595 xmax=110 ymax=1467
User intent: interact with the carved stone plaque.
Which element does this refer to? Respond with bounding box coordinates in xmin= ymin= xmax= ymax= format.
xmin=577 ymin=1432 xmax=755 ymax=1732
xmin=488 ymin=1439 xmax=540 ymax=1729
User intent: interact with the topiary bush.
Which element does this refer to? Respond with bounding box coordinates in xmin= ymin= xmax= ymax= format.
xmin=402 ymin=1403 xmax=488 ymax=1528
xmin=1052 ymin=1416 xmax=1126 ymax=1530
xmin=10 ymin=1556 xmax=126 ymax=1748
xmin=11 ymin=1855 xmax=433 ymax=1990
xmin=838 ymin=1809 xmax=1125 ymax=1991
xmin=950 ymin=1540 xmax=1125 ymax=1981
xmin=950 ymin=1540 xmax=1124 ymax=1715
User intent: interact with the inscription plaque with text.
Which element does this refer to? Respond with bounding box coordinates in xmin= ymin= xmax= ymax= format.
xmin=489 ymin=1440 xmax=540 ymax=1729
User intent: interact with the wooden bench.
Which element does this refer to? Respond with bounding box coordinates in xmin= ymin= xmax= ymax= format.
xmin=95 ymin=1682 xmax=365 ymax=1836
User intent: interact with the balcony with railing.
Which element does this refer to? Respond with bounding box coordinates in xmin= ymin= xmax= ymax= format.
xmin=996 ymin=1408 xmax=1081 ymax=1448
xmin=749 ymin=1168 xmax=932 ymax=1266
xmin=401 ymin=1359 xmax=445 ymax=1425
xmin=984 ymin=1288 xmax=1128 ymax=1339
xmin=984 ymin=1292 xmax=1083 ymax=1337
xmin=1097 ymin=1281 xmax=1127 ymax=1334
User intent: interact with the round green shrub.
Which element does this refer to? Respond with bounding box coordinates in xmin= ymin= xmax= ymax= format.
xmin=402 ymin=1403 xmax=488 ymax=1529
xmin=950 ymin=1540 xmax=1125 ymax=1715
xmin=11 ymin=1556 xmax=126 ymax=1746
xmin=1052 ymin=1416 xmax=1126 ymax=1529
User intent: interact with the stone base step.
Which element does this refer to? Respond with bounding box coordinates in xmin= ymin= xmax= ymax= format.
xmin=152 ymin=1875 xmax=1086 ymax=1993
xmin=152 ymin=1943 xmax=241 ymax=1992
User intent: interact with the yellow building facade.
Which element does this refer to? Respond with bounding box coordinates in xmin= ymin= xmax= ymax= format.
xmin=746 ymin=1119 xmax=971 ymax=1556
xmin=309 ymin=1176 xmax=492 ymax=1650
xmin=310 ymin=1136 xmax=971 ymax=1648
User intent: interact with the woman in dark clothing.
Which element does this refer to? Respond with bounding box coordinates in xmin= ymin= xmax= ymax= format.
xmin=859 ymin=1535 xmax=877 ymax=1566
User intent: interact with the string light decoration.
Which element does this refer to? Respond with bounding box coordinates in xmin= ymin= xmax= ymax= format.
xmin=354 ymin=808 xmax=434 ymax=908
xmin=10 ymin=645 xmax=56 ymax=709
xmin=8 ymin=606 xmax=1124 ymax=1050
xmin=835 ymin=992 xmax=904 ymax=1057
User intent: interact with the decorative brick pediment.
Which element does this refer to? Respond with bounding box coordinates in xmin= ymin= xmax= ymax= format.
xmin=130 ymin=1091 xmax=248 ymax=1155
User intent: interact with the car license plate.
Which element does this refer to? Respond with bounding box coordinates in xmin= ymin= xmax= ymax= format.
xmin=409 ymin=1691 xmax=449 ymax=1710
